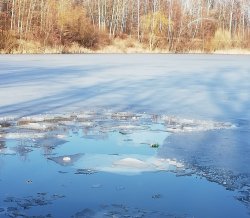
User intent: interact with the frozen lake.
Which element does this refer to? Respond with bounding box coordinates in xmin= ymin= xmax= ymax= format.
xmin=0 ymin=54 xmax=250 ymax=217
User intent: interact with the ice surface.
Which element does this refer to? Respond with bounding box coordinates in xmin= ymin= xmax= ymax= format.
xmin=0 ymin=54 xmax=250 ymax=122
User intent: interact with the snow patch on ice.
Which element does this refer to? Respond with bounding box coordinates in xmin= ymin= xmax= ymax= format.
xmin=113 ymin=157 xmax=150 ymax=169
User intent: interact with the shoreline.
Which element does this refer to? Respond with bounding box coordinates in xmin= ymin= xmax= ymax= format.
xmin=1 ymin=50 xmax=250 ymax=55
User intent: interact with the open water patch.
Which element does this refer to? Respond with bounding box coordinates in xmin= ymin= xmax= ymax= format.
xmin=0 ymin=110 xmax=248 ymax=217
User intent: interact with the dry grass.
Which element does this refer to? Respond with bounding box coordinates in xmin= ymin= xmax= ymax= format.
xmin=5 ymin=40 xmax=92 ymax=54
xmin=13 ymin=40 xmax=44 ymax=54
xmin=0 ymin=31 xmax=18 ymax=53
xmin=61 ymin=43 xmax=93 ymax=53
xmin=1 ymin=37 xmax=250 ymax=54
xmin=213 ymin=49 xmax=250 ymax=55
xmin=95 ymin=38 xmax=170 ymax=53
xmin=210 ymin=29 xmax=232 ymax=50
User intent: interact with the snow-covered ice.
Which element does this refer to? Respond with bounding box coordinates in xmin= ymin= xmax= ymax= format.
xmin=0 ymin=54 xmax=250 ymax=121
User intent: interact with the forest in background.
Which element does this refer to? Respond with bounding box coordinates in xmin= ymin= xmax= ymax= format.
xmin=0 ymin=0 xmax=250 ymax=53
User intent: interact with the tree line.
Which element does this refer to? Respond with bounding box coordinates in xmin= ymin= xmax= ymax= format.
xmin=0 ymin=0 xmax=250 ymax=53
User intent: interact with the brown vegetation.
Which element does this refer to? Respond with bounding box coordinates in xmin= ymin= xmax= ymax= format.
xmin=0 ymin=0 xmax=250 ymax=53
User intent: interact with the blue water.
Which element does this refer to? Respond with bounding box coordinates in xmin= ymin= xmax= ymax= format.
xmin=0 ymin=140 xmax=247 ymax=217
xmin=0 ymin=54 xmax=250 ymax=217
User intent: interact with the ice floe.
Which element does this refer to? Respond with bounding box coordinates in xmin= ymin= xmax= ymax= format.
xmin=163 ymin=116 xmax=235 ymax=133
xmin=54 ymin=153 xmax=185 ymax=175
xmin=48 ymin=153 xmax=84 ymax=166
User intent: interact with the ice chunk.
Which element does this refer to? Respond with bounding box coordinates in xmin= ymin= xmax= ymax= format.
xmin=4 ymin=132 xmax=46 ymax=139
xmin=62 ymin=156 xmax=71 ymax=162
xmin=17 ymin=122 xmax=53 ymax=131
xmin=163 ymin=116 xmax=235 ymax=133
xmin=111 ymin=112 xmax=137 ymax=120
xmin=0 ymin=121 xmax=12 ymax=128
